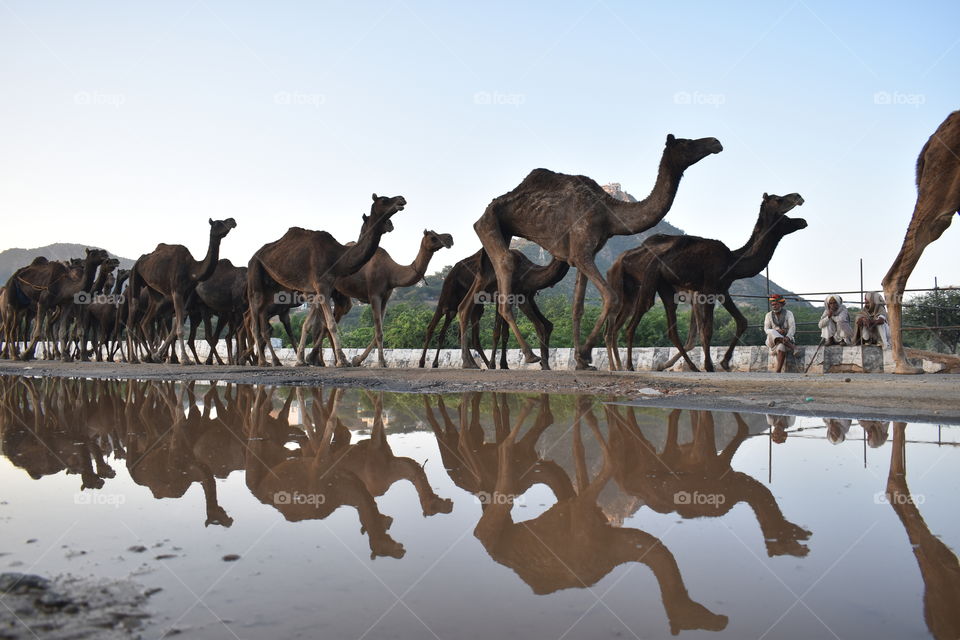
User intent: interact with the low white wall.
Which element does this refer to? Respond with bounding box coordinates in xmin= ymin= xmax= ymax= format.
xmin=191 ymin=342 xmax=951 ymax=373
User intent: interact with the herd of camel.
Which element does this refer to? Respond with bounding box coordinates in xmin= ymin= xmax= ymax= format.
xmin=2 ymin=376 xmax=957 ymax=637
xmin=1 ymin=110 xmax=957 ymax=374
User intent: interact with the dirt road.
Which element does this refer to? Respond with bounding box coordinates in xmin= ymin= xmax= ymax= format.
xmin=0 ymin=360 xmax=957 ymax=424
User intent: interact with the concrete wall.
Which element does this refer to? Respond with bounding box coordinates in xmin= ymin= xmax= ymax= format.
xmin=193 ymin=342 xmax=953 ymax=373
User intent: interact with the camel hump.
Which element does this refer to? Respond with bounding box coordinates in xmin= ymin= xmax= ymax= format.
xmin=29 ymin=256 xmax=49 ymax=266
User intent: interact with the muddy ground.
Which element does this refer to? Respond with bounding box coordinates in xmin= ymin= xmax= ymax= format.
xmin=1 ymin=360 xmax=957 ymax=424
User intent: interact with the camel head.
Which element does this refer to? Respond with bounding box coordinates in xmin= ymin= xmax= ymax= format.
xmin=759 ymin=193 xmax=807 ymax=236
xmin=84 ymin=248 xmax=110 ymax=266
xmin=208 ymin=217 xmax=238 ymax=239
xmin=370 ymin=193 xmax=406 ymax=221
xmin=101 ymin=258 xmax=121 ymax=273
xmin=664 ymin=133 xmax=724 ymax=170
xmin=423 ymin=229 xmax=454 ymax=253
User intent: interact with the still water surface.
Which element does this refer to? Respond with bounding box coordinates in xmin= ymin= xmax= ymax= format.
xmin=0 ymin=376 xmax=958 ymax=639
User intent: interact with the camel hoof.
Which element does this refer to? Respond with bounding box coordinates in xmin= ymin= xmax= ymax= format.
xmin=720 ymin=360 xmax=732 ymax=372
xmin=350 ymin=357 xmax=364 ymax=367
xmin=894 ymin=364 xmax=924 ymax=375
xmin=539 ymin=363 xmax=551 ymax=371
xmin=523 ymin=353 xmax=541 ymax=364
xmin=294 ymin=360 xmax=309 ymax=367
xmin=575 ymin=363 xmax=597 ymax=371
xmin=462 ymin=360 xmax=480 ymax=370
xmin=180 ymin=359 xmax=195 ymax=366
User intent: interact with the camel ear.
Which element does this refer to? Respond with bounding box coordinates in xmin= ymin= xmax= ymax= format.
xmin=763 ymin=193 xmax=769 ymax=199
xmin=85 ymin=248 xmax=92 ymax=256
xmin=371 ymin=193 xmax=378 ymax=201
xmin=362 ymin=214 xmax=369 ymax=223
xmin=666 ymin=134 xmax=676 ymax=144
xmin=209 ymin=218 xmax=214 ymax=225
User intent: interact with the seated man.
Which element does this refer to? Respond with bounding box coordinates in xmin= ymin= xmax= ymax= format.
xmin=764 ymin=295 xmax=797 ymax=373
xmin=818 ymin=295 xmax=854 ymax=345
xmin=854 ymin=292 xmax=892 ymax=348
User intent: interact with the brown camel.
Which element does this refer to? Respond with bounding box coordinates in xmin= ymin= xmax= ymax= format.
xmin=606 ymin=192 xmax=807 ymax=372
xmin=420 ymin=249 xmax=569 ymax=370
xmin=126 ymin=218 xmax=237 ymax=364
xmin=418 ymin=251 xmax=490 ymax=369
xmin=309 ymin=229 xmax=453 ymax=367
xmin=886 ymin=422 xmax=960 ymax=639
xmin=465 ymin=134 xmax=723 ymax=369
xmin=3 ymin=248 xmax=110 ymax=361
xmin=883 ymin=111 xmax=960 ymax=374
xmin=246 ymin=194 xmax=405 ymax=367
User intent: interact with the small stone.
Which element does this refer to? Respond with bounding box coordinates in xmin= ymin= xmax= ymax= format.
xmin=154 ymin=554 xmax=177 ymax=560
xmin=767 ymin=401 xmax=776 ymax=407
xmin=844 ymin=377 xmax=852 ymax=382
xmin=222 ymin=554 xmax=240 ymax=562
xmin=25 ymin=539 xmax=37 ymax=544
xmin=127 ymin=545 xmax=147 ymax=553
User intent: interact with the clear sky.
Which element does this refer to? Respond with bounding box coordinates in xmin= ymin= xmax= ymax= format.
xmin=1 ymin=1 xmax=957 ymax=299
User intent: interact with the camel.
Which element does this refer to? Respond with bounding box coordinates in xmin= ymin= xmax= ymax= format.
xmin=247 ymin=194 xmax=405 ymax=367
xmin=3 ymin=248 xmax=110 ymax=361
xmin=418 ymin=251 xmax=490 ymax=369
xmin=469 ymin=394 xmax=728 ymax=634
xmin=465 ymin=134 xmax=723 ymax=369
xmin=886 ymin=422 xmax=960 ymax=639
xmin=419 ymin=249 xmax=569 ymax=370
xmin=465 ymin=250 xmax=569 ymax=370
xmin=882 ymin=111 xmax=960 ymax=374
xmin=126 ymin=218 xmax=237 ymax=364
xmin=606 ymin=192 xmax=807 ymax=371
xmin=308 ymin=229 xmax=453 ymax=367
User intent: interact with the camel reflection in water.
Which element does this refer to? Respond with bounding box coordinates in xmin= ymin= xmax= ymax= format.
xmin=423 ymin=393 xmax=729 ymax=635
xmin=885 ymin=422 xmax=960 ymax=640
xmin=607 ymin=406 xmax=812 ymax=557
xmin=243 ymin=386 xmax=452 ymax=558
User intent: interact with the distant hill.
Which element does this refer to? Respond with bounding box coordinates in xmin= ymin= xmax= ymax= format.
xmin=0 ymin=243 xmax=135 ymax=283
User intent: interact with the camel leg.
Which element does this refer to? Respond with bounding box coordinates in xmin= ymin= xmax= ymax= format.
xmin=719 ymin=293 xmax=747 ymax=371
xmin=187 ymin=311 xmax=203 ymax=365
xmin=471 ymin=305 xmax=492 ymax=368
xmin=700 ymin=303 xmax=715 ymax=372
xmin=882 ymin=205 xmax=955 ymax=374
xmin=352 ymin=297 xmax=384 ymax=367
xmin=431 ymin=311 xmax=455 ymax=368
xmin=661 ymin=284 xmax=699 ymax=372
xmin=172 ymin=292 xmax=192 ymax=365
xmin=317 ymin=295 xmax=350 ymax=367
xmin=571 ymin=271 xmax=589 ymax=368
xmin=520 ymin=299 xmax=552 ymax=370
xmin=572 ymin=258 xmax=619 ymax=370
xmin=294 ymin=303 xmax=318 ymax=366
xmin=472 ymin=219 xmax=540 ymax=364
xmin=457 ymin=277 xmax=485 ymax=369
xmin=419 ymin=307 xmax=445 ymax=368
xmin=659 ymin=300 xmax=700 ymax=371
xmin=625 ymin=285 xmax=657 ymax=371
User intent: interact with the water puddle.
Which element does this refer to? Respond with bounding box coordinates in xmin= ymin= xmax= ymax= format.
xmin=0 ymin=376 xmax=958 ymax=638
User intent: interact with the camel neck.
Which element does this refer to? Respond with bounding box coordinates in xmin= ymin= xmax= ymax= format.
xmin=394 ymin=242 xmax=437 ymax=288
xmin=607 ymin=157 xmax=683 ymax=236
xmin=339 ymin=222 xmax=386 ymax=276
xmin=527 ymin=258 xmax=570 ymax=290
xmin=728 ymin=219 xmax=785 ymax=280
xmin=192 ymin=233 xmax=223 ymax=282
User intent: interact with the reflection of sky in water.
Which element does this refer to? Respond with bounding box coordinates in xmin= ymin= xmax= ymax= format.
xmin=0 ymin=377 xmax=957 ymax=639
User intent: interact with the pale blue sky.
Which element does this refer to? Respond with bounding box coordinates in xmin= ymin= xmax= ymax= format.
xmin=1 ymin=1 xmax=957 ymax=298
